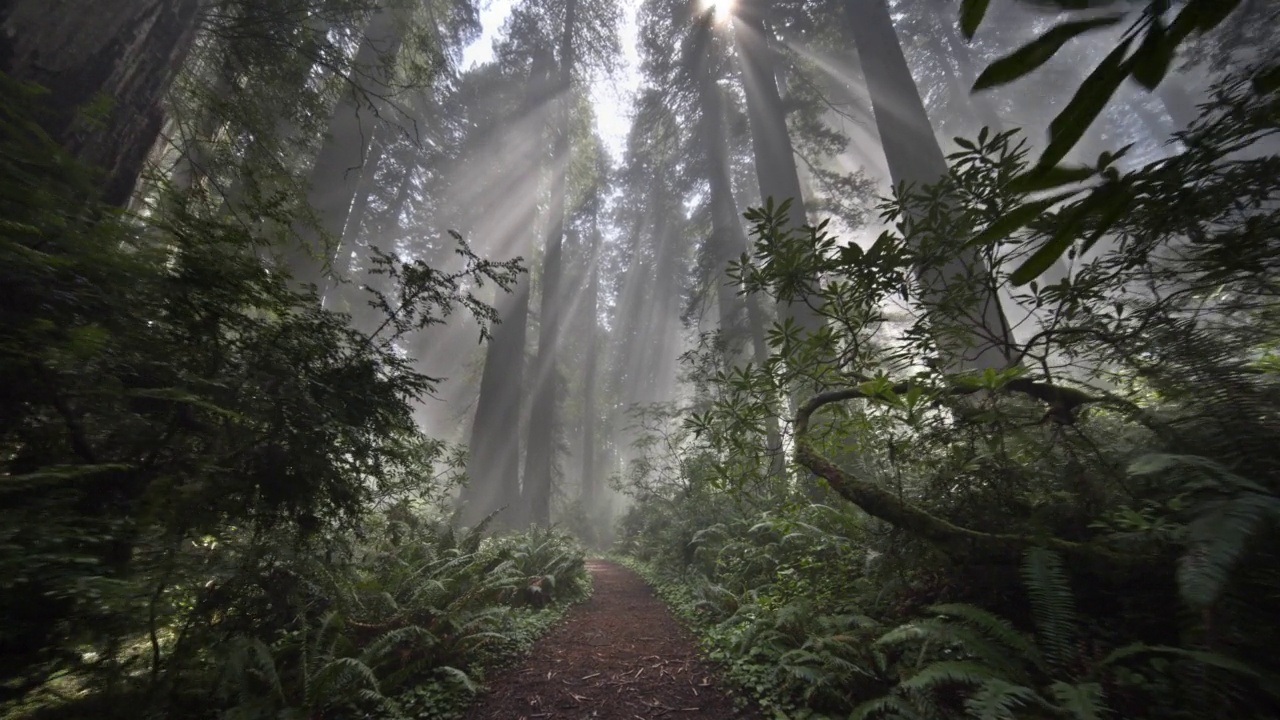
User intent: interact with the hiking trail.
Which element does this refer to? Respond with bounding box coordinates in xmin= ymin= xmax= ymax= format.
xmin=463 ymin=560 xmax=760 ymax=720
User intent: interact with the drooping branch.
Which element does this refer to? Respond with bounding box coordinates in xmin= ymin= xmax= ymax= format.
xmin=792 ymin=380 xmax=1153 ymax=568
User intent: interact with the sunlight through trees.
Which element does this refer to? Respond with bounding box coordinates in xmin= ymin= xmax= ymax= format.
xmin=2 ymin=0 xmax=1278 ymax=717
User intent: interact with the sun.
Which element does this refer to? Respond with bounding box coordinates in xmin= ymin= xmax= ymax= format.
xmin=699 ymin=0 xmax=736 ymax=19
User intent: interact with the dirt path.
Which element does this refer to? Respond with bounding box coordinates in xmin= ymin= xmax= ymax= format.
xmin=463 ymin=560 xmax=759 ymax=720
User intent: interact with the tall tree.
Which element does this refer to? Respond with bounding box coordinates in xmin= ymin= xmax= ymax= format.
xmin=462 ymin=51 xmax=556 ymax=527
xmin=286 ymin=5 xmax=404 ymax=293
xmin=690 ymin=10 xmax=752 ymax=358
xmin=0 ymin=0 xmax=204 ymax=205
xmin=521 ymin=0 xmax=579 ymax=527
xmin=731 ymin=0 xmax=824 ymax=337
xmin=580 ymin=221 xmax=602 ymax=510
xmin=843 ymin=0 xmax=1015 ymax=372
xmin=515 ymin=0 xmax=619 ymax=526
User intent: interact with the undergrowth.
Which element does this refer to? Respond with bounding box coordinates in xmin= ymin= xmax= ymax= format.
xmin=615 ymin=62 xmax=1280 ymax=720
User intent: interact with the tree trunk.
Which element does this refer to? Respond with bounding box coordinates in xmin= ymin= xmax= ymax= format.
xmin=844 ymin=0 xmax=1015 ymax=373
xmin=338 ymin=131 xmax=390 ymax=334
xmin=462 ymin=50 xmax=554 ymax=528
xmin=0 ymin=0 xmax=204 ymax=206
xmin=693 ymin=16 xmax=750 ymax=358
xmin=286 ymin=6 xmax=402 ymax=294
xmin=523 ymin=0 xmax=578 ymax=527
xmin=924 ymin=13 xmax=1004 ymax=135
xmin=732 ymin=0 xmax=823 ymax=337
xmin=580 ymin=224 xmax=601 ymax=510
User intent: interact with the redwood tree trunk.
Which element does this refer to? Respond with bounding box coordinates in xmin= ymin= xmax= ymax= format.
xmin=0 ymin=0 xmax=204 ymax=205
xmin=732 ymin=0 xmax=823 ymax=337
xmin=844 ymin=0 xmax=1015 ymax=372
xmin=462 ymin=50 xmax=555 ymax=528
xmin=693 ymin=15 xmax=750 ymax=358
xmin=523 ymin=0 xmax=579 ymax=527
xmin=287 ymin=6 xmax=402 ymax=293
xmin=580 ymin=225 xmax=601 ymax=510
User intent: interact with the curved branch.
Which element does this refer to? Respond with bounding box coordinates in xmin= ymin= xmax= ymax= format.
xmin=792 ymin=383 xmax=1147 ymax=568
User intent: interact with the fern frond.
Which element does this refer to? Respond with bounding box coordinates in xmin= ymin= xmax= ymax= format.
xmin=850 ymin=693 xmax=928 ymax=720
xmin=1097 ymin=643 xmax=1268 ymax=686
xmin=899 ymin=660 xmax=1001 ymax=692
xmin=1046 ymin=680 xmax=1106 ymax=720
xmin=1021 ymin=547 xmax=1077 ymax=672
xmin=963 ymin=678 xmax=1043 ymax=720
xmin=1179 ymin=489 xmax=1280 ymax=609
xmin=307 ymin=656 xmax=381 ymax=700
xmin=437 ymin=665 xmax=478 ymax=692
xmin=360 ymin=624 xmax=437 ymax=665
xmin=929 ymin=603 xmax=1040 ymax=659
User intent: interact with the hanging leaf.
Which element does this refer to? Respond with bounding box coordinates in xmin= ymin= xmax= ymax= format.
xmin=1007 ymin=164 xmax=1096 ymax=194
xmin=960 ymin=0 xmax=991 ymax=40
xmin=1077 ymin=185 xmax=1134 ymax=256
xmin=1037 ymin=37 xmax=1136 ymax=171
xmin=1131 ymin=19 xmax=1173 ymax=89
xmin=1008 ymin=179 xmax=1133 ymax=286
xmin=965 ymin=189 xmax=1082 ymax=249
xmin=1252 ymin=64 xmax=1280 ymax=95
xmin=972 ymin=15 xmax=1126 ymax=91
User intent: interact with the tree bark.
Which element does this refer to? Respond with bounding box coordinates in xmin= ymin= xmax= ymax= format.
xmin=286 ymin=6 xmax=402 ymax=294
xmin=692 ymin=15 xmax=750 ymax=358
xmin=462 ymin=50 xmax=555 ymax=528
xmin=580 ymin=224 xmax=601 ymax=510
xmin=844 ymin=0 xmax=1015 ymax=373
xmin=523 ymin=0 xmax=579 ymax=527
xmin=732 ymin=0 xmax=824 ymax=338
xmin=0 ymin=0 xmax=204 ymax=206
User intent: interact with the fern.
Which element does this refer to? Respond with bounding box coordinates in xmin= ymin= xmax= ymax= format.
xmin=962 ymin=678 xmax=1043 ymax=720
xmin=1046 ymin=680 xmax=1105 ymax=720
xmin=1127 ymin=454 xmax=1280 ymax=610
xmin=1021 ymin=547 xmax=1077 ymax=672
xmin=851 ymin=692 xmax=930 ymax=720
xmin=899 ymin=661 xmax=1002 ymax=691
xmin=926 ymin=605 xmax=1033 ymax=655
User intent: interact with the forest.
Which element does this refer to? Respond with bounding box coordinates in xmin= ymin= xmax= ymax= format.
xmin=1 ymin=0 xmax=1278 ymax=718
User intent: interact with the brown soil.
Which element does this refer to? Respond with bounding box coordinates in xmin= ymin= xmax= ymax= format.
xmin=463 ymin=560 xmax=761 ymax=720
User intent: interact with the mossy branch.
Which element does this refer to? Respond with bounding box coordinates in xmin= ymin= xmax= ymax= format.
xmin=792 ymin=382 xmax=1146 ymax=569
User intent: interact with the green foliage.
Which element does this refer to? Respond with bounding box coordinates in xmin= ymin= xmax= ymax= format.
xmin=0 ymin=63 xmax=583 ymax=719
xmin=857 ymin=549 xmax=1271 ymax=720
xmin=956 ymin=1 xmax=1266 ymax=282
xmin=619 ymin=60 xmax=1280 ymax=720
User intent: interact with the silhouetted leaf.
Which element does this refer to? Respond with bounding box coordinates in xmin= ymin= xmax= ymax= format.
xmin=973 ymin=15 xmax=1125 ymax=91
xmin=960 ymin=0 xmax=991 ymax=40
xmin=1037 ymin=36 xmax=1135 ymax=171
xmin=1252 ymin=65 xmax=1280 ymax=95
xmin=1007 ymin=164 xmax=1095 ymax=194
xmin=1078 ymin=186 xmax=1133 ymax=256
xmin=1131 ymin=20 xmax=1173 ymax=89
xmin=965 ymin=189 xmax=1081 ymax=249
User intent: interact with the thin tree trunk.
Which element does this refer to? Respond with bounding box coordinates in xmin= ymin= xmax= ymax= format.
xmin=580 ymin=224 xmax=601 ymax=510
xmin=0 ymin=0 xmax=204 ymax=206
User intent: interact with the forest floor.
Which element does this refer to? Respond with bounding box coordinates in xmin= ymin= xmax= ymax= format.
xmin=463 ymin=560 xmax=760 ymax=720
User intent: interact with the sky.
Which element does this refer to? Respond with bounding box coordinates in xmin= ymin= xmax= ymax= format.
xmin=460 ymin=0 xmax=644 ymax=158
